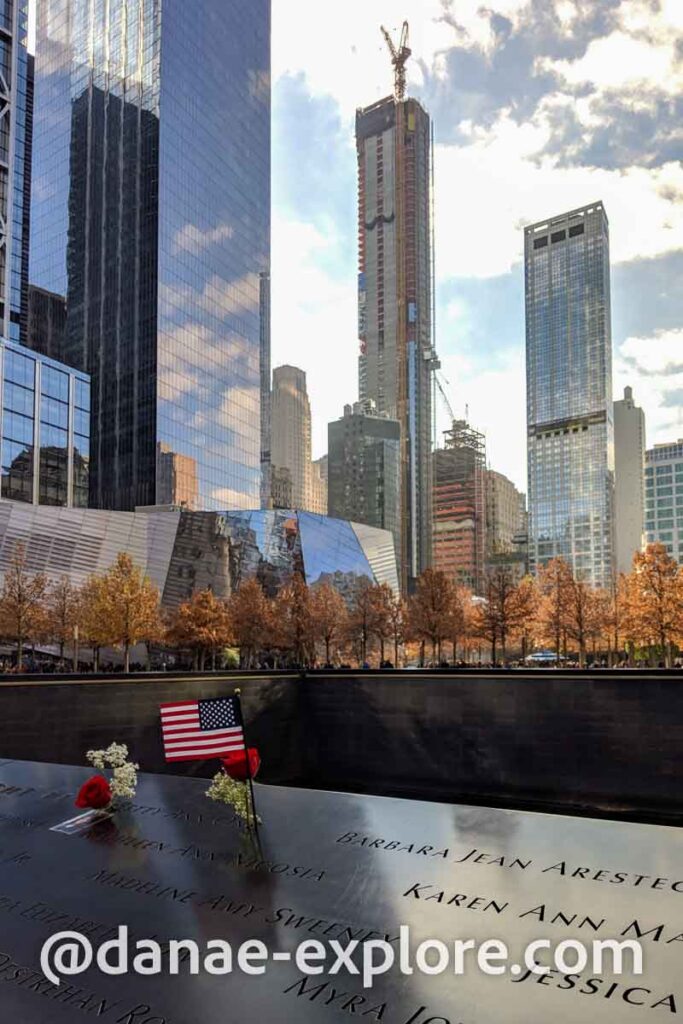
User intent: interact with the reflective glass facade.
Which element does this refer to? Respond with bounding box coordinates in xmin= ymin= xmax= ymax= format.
xmin=0 ymin=337 xmax=90 ymax=506
xmin=0 ymin=502 xmax=399 ymax=607
xmin=525 ymin=202 xmax=614 ymax=587
xmin=29 ymin=0 xmax=270 ymax=512
xmin=0 ymin=1 xmax=31 ymax=343
xmin=645 ymin=442 xmax=683 ymax=564
xmin=161 ymin=509 xmax=397 ymax=606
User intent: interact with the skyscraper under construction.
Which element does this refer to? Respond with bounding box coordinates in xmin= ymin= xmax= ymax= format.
xmin=356 ymin=25 xmax=437 ymax=589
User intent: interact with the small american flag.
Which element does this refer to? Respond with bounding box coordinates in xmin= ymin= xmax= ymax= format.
xmin=160 ymin=696 xmax=245 ymax=763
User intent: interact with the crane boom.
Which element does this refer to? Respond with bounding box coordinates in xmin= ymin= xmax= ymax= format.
xmin=380 ymin=21 xmax=412 ymax=101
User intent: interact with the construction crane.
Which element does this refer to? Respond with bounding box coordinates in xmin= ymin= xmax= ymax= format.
xmin=381 ymin=21 xmax=411 ymax=101
xmin=435 ymin=369 xmax=455 ymax=423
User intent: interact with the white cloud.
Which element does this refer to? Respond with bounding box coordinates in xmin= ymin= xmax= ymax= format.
xmin=272 ymin=0 xmax=529 ymax=120
xmin=538 ymin=30 xmax=682 ymax=95
xmin=271 ymin=213 xmax=358 ymax=459
xmin=172 ymin=222 xmax=234 ymax=256
xmin=211 ymin=486 xmax=259 ymax=508
xmin=433 ymin=110 xmax=683 ymax=279
xmin=615 ymin=329 xmax=683 ymax=450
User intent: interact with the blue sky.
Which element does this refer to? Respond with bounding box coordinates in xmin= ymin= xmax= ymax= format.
xmin=271 ymin=0 xmax=683 ymax=490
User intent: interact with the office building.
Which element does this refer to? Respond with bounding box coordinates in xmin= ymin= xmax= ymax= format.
xmin=614 ymin=386 xmax=646 ymax=573
xmin=271 ymin=466 xmax=293 ymax=510
xmin=486 ymin=470 xmax=526 ymax=556
xmin=28 ymin=0 xmax=271 ymax=512
xmin=328 ymin=401 xmax=400 ymax=555
xmin=356 ymin=95 xmax=437 ymax=587
xmin=433 ymin=420 xmax=487 ymax=594
xmin=0 ymin=4 xmax=31 ymax=344
xmin=645 ymin=441 xmax=683 ymax=563
xmin=271 ymin=365 xmax=312 ymax=511
xmin=259 ymin=271 xmax=271 ymax=508
xmin=0 ymin=337 xmax=89 ymax=508
xmin=156 ymin=443 xmax=198 ymax=510
xmin=310 ymin=455 xmax=328 ymax=516
xmin=525 ymin=202 xmax=614 ymax=588
xmin=27 ymin=286 xmax=67 ymax=363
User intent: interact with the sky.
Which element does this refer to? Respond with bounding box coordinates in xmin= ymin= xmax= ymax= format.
xmin=271 ymin=0 xmax=683 ymax=490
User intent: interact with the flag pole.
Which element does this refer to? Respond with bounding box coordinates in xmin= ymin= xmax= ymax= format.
xmin=235 ymin=689 xmax=259 ymax=836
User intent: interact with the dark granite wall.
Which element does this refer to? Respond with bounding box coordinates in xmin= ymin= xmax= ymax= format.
xmin=0 ymin=671 xmax=679 ymax=822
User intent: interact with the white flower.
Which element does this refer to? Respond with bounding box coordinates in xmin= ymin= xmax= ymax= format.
xmin=85 ymin=741 xmax=138 ymax=801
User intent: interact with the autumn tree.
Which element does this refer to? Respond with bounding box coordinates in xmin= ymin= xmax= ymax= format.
xmin=167 ymin=589 xmax=232 ymax=669
xmin=387 ymin=591 xmax=409 ymax=667
xmin=46 ymin=576 xmax=81 ymax=661
xmin=409 ymin=568 xmax=455 ymax=663
xmin=601 ymin=576 xmax=629 ymax=666
xmin=348 ymin=579 xmax=380 ymax=665
xmin=229 ymin=579 xmax=271 ymax=668
xmin=563 ymin=574 xmax=603 ymax=668
xmin=510 ymin=575 xmax=540 ymax=661
xmin=368 ymin=583 xmax=395 ymax=664
xmin=472 ymin=567 xmax=530 ymax=663
xmin=274 ymin=573 xmax=313 ymax=666
xmin=623 ymin=544 xmax=683 ymax=666
xmin=536 ymin=558 xmax=573 ymax=663
xmin=446 ymin=585 xmax=470 ymax=663
xmin=79 ymin=576 xmax=113 ymax=670
xmin=0 ymin=543 xmax=48 ymax=670
xmin=97 ymin=553 xmax=162 ymax=672
xmin=310 ymin=583 xmax=347 ymax=665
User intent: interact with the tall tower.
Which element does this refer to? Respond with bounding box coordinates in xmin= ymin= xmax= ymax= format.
xmin=525 ymin=201 xmax=614 ymax=587
xmin=0 ymin=2 xmax=31 ymax=344
xmin=356 ymin=29 xmax=435 ymax=589
xmin=259 ymin=271 xmax=272 ymax=508
xmin=28 ymin=0 xmax=271 ymax=512
xmin=614 ymin=386 xmax=645 ymax=574
xmin=271 ymin=365 xmax=312 ymax=511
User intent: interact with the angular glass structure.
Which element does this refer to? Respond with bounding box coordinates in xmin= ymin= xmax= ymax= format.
xmin=0 ymin=504 xmax=399 ymax=606
xmin=28 ymin=0 xmax=270 ymax=512
xmin=525 ymin=202 xmax=615 ymax=588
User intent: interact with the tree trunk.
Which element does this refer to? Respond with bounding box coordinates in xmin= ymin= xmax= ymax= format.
xmin=394 ymin=637 xmax=399 ymax=667
xmin=124 ymin=643 xmax=130 ymax=673
xmin=16 ymin=636 xmax=23 ymax=671
xmin=325 ymin=638 xmax=331 ymax=664
xmin=491 ymin=638 xmax=497 ymax=664
xmin=211 ymin=646 xmax=217 ymax=670
xmin=59 ymin=641 xmax=65 ymax=660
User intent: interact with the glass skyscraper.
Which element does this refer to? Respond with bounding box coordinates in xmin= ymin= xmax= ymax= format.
xmin=525 ymin=201 xmax=614 ymax=588
xmin=0 ymin=1 xmax=31 ymax=344
xmin=28 ymin=0 xmax=270 ymax=511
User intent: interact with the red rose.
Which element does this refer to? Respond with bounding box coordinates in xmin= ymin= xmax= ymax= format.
xmin=222 ymin=748 xmax=260 ymax=782
xmin=75 ymin=774 xmax=112 ymax=810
